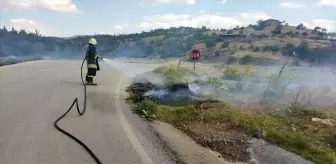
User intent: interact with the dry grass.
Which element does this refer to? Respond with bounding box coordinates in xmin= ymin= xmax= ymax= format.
xmin=240 ymin=52 xmax=287 ymax=60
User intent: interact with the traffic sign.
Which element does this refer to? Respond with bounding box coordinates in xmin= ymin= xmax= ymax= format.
xmin=190 ymin=49 xmax=200 ymax=61
xmin=189 ymin=49 xmax=200 ymax=70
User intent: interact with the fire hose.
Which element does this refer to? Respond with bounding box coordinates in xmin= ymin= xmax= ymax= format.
xmin=53 ymin=57 xmax=103 ymax=164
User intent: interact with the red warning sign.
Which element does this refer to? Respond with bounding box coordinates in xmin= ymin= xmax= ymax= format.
xmin=190 ymin=49 xmax=200 ymax=61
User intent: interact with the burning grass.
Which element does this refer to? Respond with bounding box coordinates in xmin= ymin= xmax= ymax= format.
xmin=126 ymin=62 xmax=336 ymax=164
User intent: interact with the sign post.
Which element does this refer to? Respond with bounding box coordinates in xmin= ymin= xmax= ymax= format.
xmin=189 ymin=49 xmax=200 ymax=70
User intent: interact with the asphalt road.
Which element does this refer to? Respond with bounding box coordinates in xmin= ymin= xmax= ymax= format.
xmin=0 ymin=60 xmax=176 ymax=164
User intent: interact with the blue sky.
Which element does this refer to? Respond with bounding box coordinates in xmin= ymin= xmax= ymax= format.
xmin=0 ymin=0 xmax=335 ymax=37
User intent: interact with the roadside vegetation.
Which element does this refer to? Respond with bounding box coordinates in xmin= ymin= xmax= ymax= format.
xmin=0 ymin=56 xmax=44 ymax=67
xmin=126 ymin=63 xmax=336 ymax=164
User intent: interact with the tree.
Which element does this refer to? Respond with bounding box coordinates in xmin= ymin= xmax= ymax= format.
xmin=286 ymin=43 xmax=295 ymax=48
xmin=144 ymin=45 xmax=154 ymax=54
xmin=253 ymin=19 xmax=266 ymax=31
xmin=215 ymin=50 xmax=220 ymax=56
xmin=241 ymin=55 xmax=253 ymax=64
xmin=215 ymin=36 xmax=223 ymax=42
xmin=297 ymin=42 xmax=310 ymax=60
xmin=313 ymin=26 xmax=321 ymax=34
xmin=296 ymin=23 xmax=306 ymax=30
xmin=302 ymin=32 xmax=308 ymax=36
xmin=270 ymin=45 xmax=280 ymax=55
xmin=272 ymin=25 xmax=283 ymax=36
xmin=201 ymin=26 xmax=207 ymax=32
xmin=250 ymin=44 xmax=254 ymax=50
xmin=227 ymin=30 xmax=234 ymax=34
xmin=35 ymin=30 xmax=40 ymax=36
xmin=18 ymin=29 xmax=26 ymax=35
xmin=0 ymin=44 xmax=5 ymax=57
xmin=11 ymin=27 xmax=17 ymax=34
xmin=204 ymin=39 xmax=216 ymax=50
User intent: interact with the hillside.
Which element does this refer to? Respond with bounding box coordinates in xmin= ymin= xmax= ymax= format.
xmin=1 ymin=19 xmax=335 ymax=66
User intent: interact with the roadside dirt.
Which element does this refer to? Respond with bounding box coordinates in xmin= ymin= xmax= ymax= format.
xmin=150 ymin=121 xmax=243 ymax=164
xmin=179 ymin=122 xmax=251 ymax=163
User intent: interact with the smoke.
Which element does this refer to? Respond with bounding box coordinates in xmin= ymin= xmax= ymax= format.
xmin=100 ymin=55 xmax=336 ymax=109
xmin=0 ymin=55 xmax=45 ymax=66
xmin=123 ymin=60 xmax=336 ymax=108
xmin=103 ymin=58 xmax=163 ymax=79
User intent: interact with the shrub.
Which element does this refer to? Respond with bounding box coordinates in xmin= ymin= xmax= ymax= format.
xmin=138 ymin=98 xmax=158 ymax=119
xmin=206 ymin=77 xmax=223 ymax=88
xmin=215 ymin=50 xmax=220 ymax=56
xmin=251 ymin=33 xmax=268 ymax=38
xmin=292 ymin=60 xmax=301 ymax=66
xmin=163 ymin=65 xmax=178 ymax=75
xmin=222 ymin=65 xmax=255 ymax=91
xmin=221 ymin=41 xmax=229 ymax=48
xmin=223 ymin=66 xmax=243 ymax=80
xmin=253 ymin=46 xmax=260 ymax=52
xmin=226 ymin=56 xmax=237 ymax=64
xmin=240 ymin=55 xmax=253 ymax=64
xmin=264 ymin=61 xmax=295 ymax=98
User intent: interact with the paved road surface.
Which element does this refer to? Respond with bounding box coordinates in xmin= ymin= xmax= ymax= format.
xmin=0 ymin=60 xmax=176 ymax=164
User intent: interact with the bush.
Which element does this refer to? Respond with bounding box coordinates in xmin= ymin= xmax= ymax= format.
xmin=163 ymin=65 xmax=179 ymax=75
xmin=215 ymin=50 xmax=220 ymax=56
xmin=292 ymin=60 xmax=301 ymax=66
xmin=226 ymin=56 xmax=237 ymax=64
xmin=205 ymin=77 xmax=223 ymax=88
xmin=221 ymin=41 xmax=229 ymax=48
xmin=262 ymin=45 xmax=279 ymax=54
xmin=286 ymin=31 xmax=294 ymax=36
xmin=138 ymin=98 xmax=158 ymax=119
xmin=251 ymin=33 xmax=268 ymax=38
xmin=222 ymin=66 xmax=255 ymax=91
xmin=264 ymin=61 xmax=294 ymax=98
xmin=253 ymin=46 xmax=260 ymax=52
xmin=223 ymin=66 xmax=244 ymax=80
xmin=286 ymin=43 xmax=295 ymax=48
xmin=240 ymin=55 xmax=253 ymax=64
xmin=297 ymin=42 xmax=310 ymax=60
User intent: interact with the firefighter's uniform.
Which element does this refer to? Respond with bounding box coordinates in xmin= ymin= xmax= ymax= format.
xmin=85 ymin=38 xmax=101 ymax=84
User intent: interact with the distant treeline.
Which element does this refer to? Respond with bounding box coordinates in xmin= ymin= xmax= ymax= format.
xmin=0 ymin=19 xmax=335 ymax=65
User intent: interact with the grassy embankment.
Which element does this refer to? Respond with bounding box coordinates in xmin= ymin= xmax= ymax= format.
xmin=125 ymin=63 xmax=336 ymax=164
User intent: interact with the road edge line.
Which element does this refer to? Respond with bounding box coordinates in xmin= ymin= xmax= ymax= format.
xmin=115 ymin=77 xmax=155 ymax=164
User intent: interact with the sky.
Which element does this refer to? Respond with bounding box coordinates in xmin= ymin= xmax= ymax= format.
xmin=0 ymin=0 xmax=335 ymax=37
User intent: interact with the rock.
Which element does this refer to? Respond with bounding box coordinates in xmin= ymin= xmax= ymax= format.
xmin=312 ymin=117 xmax=335 ymax=126
xmin=252 ymin=129 xmax=263 ymax=139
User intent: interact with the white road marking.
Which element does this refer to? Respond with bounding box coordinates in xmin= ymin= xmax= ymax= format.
xmin=115 ymin=76 xmax=155 ymax=164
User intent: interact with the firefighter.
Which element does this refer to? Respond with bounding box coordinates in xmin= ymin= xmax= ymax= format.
xmin=85 ymin=38 xmax=102 ymax=85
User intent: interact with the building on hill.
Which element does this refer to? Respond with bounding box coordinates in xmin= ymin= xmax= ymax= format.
xmin=262 ymin=19 xmax=282 ymax=27
xmin=327 ymin=34 xmax=336 ymax=41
